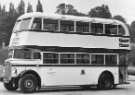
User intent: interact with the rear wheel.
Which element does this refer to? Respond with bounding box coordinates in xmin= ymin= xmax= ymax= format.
xmin=19 ymin=74 xmax=37 ymax=93
xmin=98 ymin=74 xmax=114 ymax=89
xmin=4 ymin=78 xmax=18 ymax=91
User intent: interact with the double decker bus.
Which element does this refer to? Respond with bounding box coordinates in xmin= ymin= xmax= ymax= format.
xmin=0 ymin=12 xmax=130 ymax=93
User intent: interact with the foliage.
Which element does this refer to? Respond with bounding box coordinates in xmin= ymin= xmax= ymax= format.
xmin=0 ymin=47 xmax=8 ymax=65
xmin=27 ymin=2 xmax=33 ymax=13
xmin=113 ymin=15 xmax=126 ymax=23
xmin=9 ymin=2 xmax=17 ymax=16
xmin=1 ymin=5 xmax=6 ymax=16
xmin=56 ymin=3 xmax=86 ymax=16
xmin=127 ymin=46 xmax=135 ymax=66
xmin=130 ymin=21 xmax=135 ymax=43
xmin=88 ymin=4 xmax=112 ymax=18
xmin=36 ymin=0 xmax=43 ymax=12
xmin=17 ymin=0 xmax=25 ymax=15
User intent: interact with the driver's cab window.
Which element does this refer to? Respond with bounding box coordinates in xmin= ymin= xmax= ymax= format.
xmin=31 ymin=18 xmax=42 ymax=30
xmin=33 ymin=52 xmax=41 ymax=59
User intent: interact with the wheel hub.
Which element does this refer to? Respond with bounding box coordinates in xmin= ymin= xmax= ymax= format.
xmin=25 ymin=80 xmax=33 ymax=88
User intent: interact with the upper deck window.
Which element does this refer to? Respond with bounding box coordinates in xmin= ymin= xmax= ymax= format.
xmin=105 ymin=24 xmax=117 ymax=35
xmin=118 ymin=25 xmax=125 ymax=36
xmin=13 ymin=18 xmax=31 ymax=32
xmin=31 ymin=18 xmax=42 ymax=30
xmin=43 ymin=19 xmax=58 ymax=31
xmin=76 ymin=22 xmax=89 ymax=33
xmin=60 ymin=20 xmax=74 ymax=32
xmin=91 ymin=23 xmax=103 ymax=34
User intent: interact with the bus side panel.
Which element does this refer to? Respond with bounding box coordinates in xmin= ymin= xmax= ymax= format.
xmin=35 ymin=66 xmax=119 ymax=86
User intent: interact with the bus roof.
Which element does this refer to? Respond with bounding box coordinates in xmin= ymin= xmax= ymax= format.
xmin=18 ymin=12 xmax=123 ymax=25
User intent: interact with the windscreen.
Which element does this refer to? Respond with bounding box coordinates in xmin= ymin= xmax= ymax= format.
xmin=13 ymin=18 xmax=32 ymax=32
xmin=14 ymin=49 xmax=31 ymax=59
xmin=10 ymin=49 xmax=41 ymax=59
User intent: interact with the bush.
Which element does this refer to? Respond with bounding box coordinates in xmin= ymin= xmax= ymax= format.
xmin=0 ymin=47 xmax=8 ymax=65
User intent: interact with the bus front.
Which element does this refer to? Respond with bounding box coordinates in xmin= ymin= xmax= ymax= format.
xmin=1 ymin=14 xmax=42 ymax=91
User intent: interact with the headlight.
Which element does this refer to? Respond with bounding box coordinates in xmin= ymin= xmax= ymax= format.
xmin=12 ymin=67 xmax=17 ymax=75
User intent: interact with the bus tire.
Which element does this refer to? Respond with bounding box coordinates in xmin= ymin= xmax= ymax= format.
xmin=4 ymin=79 xmax=18 ymax=91
xmin=19 ymin=74 xmax=37 ymax=93
xmin=98 ymin=74 xmax=114 ymax=90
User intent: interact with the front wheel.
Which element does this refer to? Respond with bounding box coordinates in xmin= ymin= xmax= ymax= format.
xmin=19 ymin=74 xmax=37 ymax=93
xmin=98 ymin=74 xmax=114 ymax=89
xmin=4 ymin=79 xmax=18 ymax=91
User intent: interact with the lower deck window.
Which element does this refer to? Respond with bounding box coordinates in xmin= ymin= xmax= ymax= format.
xmin=105 ymin=55 xmax=117 ymax=65
xmin=43 ymin=53 xmax=58 ymax=64
xmin=60 ymin=54 xmax=74 ymax=64
xmin=91 ymin=55 xmax=104 ymax=65
xmin=42 ymin=52 xmax=118 ymax=66
xmin=76 ymin=54 xmax=90 ymax=64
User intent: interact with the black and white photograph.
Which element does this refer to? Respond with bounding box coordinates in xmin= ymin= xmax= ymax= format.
xmin=0 ymin=0 xmax=134 ymax=95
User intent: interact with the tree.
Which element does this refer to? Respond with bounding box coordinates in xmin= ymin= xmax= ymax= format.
xmin=1 ymin=5 xmax=6 ymax=16
xmin=56 ymin=3 xmax=77 ymax=15
xmin=0 ymin=4 xmax=2 ymax=15
xmin=88 ymin=4 xmax=112 ymax=18
xmin=9 ymin=2 xmax=16 ymax=16
xmin=113 ymin=15 xmax=126 ymax=23
xmin=56 ymin=3 xmax=66 ymax=14
xmin=130 ymin=21 xmax=135 ymax=43
xmin=56 ymin=3 xmax=86 ymax=16
xmin=36 ymin=0 xmax=43 ymax=12
xmin=17 ymin=0 xmax=25 ymax=15
xmin=27 ymin=2 xmax=33 ymax=13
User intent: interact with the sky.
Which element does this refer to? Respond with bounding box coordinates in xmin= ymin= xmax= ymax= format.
xmin=0 ymin=0 xmax=135 ymax=24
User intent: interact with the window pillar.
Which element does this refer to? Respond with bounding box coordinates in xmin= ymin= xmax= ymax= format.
xmin=58 ymin=20 xmax=61 ymax=32
xmin=89 ymin=22 xmax=91 ymax=33
xmin=117 ymin=25 xmax=119 ymax=35
xmin=103 ymin=24 xmax=105 ymax=34
xmin=74 ymin=21 xmax=76 ymax=32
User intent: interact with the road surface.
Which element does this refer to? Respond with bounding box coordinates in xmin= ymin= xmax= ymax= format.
xmin=0 ymin=76 xmax=135 ymax=95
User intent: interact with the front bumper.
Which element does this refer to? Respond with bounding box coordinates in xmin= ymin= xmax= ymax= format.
xmin=0 ymin=65 xmax=4 ymax=81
